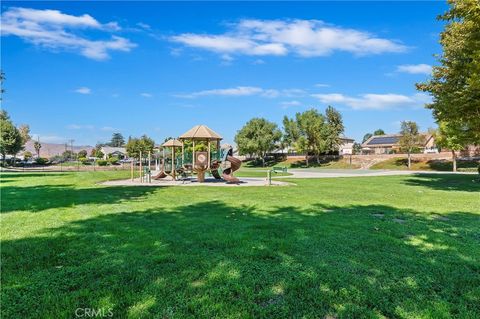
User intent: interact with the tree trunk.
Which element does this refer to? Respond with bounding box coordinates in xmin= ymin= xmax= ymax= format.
xmin=452 ymin=150 xmax=457 ymax=172
xmin=316 ymin=153 xmax=320 ymax=164
xmin=305 ymin=153 xmax=309 ymax=167
xmin=407 ymin=152 xmax=411 ymax=169
xmin=262 ymin=156 xmax=265 ymax=167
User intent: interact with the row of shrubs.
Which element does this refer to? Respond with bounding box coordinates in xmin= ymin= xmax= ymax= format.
xmin=78 ymin=157 xmax=119 ymax=166
xmin=30 ymin=157 xmax=121 ymax=166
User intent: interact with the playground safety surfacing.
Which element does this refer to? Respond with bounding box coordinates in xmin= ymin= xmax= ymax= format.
xmin=100 ymin=177 xmax=290 ymax=187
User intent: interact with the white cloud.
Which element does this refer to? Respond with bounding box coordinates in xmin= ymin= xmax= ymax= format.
xmin=314 ymin=83 xmax=330 ymax=88
xmin=67 ymin=124 xmax=94 ymax=130
xmin=136 ymin=22 xmax=151 ymax=30
xmin=1 ymin=7 xmax=135 ymax=60
xmin=75 ymin=87 xmax=91 ymax=94
xmin=396 ymin=64 xmax=432 ymax=75
xmin=280 ymin=100 xmax=301 ymax=109
xmin=252 ymin=59 xmax=265 ymax=65
xmin=175 ymin=86 xmax=305 ymax=99
xmin=101 ymin=126 xmax=116 ymax=131
xmin=140 ymin=93 xmax=153 ymax=98
xmin=171 ymin=19 xmax=407 ymax=58
xmin=312 ymin=92 xmax=431 ymax=110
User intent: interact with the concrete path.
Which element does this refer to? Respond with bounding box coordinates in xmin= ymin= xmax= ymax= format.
xmin=279 ymin=168 xmax=476 ymax=179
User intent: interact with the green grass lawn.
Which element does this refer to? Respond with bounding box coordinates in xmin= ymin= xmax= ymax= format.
xmin=371 ymin=158 xmax=480 ymax=172
xmin=1 ymin=171 xmax=479 ymax=318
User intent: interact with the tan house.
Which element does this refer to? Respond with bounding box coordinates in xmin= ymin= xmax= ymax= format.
xmin=339 ymin=137 xmax=355 ymax=155
xmin=361 ymin=134 xmax=435 ymax=154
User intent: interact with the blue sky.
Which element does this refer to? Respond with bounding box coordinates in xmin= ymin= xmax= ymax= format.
xmin=2 ymin=1 xmax=447 ymax=146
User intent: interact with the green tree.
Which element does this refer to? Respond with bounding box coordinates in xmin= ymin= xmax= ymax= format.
xmin=295 ymin=109 xmax=325 ymax=166
xmin=353 ymin=142 xmax=362 ymax=155
xmin=282 ymin=116 xmax=300 ymax=153
xmin=362 ymin=133 xmax=373 ymax=143
xmin=235 ymin=118 xmax=282 ymax=166
xmin=435 ymin=122 xmax=467 ymax=172
xmin=373 ymin=129 xmax=385 ymax=136
xmin=416 ymin=0 xmax=480 ymax=145
xmin=324 ymin=106 xmax=344 ymax=154
xmin=23 ymin=151 xmax=33 ymax=160
xmin=0 ymin=111 xmax=23 ymax=165
xmin=78 ymin=150 xmax=88 ymax=158
xmin=34 ymin=140 xmax=42 ymax=158
xmin=18 ymin=124 xmax=31 ymax=145
xmin=62 ymin=150 xmax=75 ymax=161
xmin=398 ymin=121 xmax=422 ymax=169
xmin=110 ymin=133 xmax=125 ymax=147
xmin=126 ymin=135 xmax=155 ymax=158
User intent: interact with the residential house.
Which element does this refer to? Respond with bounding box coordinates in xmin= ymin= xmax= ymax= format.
xmin=100 ymin=146 xmax=127 ymax=160
xmin=361 ymin=134 xmax=435 ymax=154
xmin=339 ymin=137 xmax=355 ymax=155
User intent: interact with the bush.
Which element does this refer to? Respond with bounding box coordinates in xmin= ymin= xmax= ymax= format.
xmin=78 ymin=157 xmax=89 ymax=165
xmin=35 ymin=157 xmax=48 ymax=165
xmin=23 ymin=151 xmax=33 ymax=160
xmin=108 ymin=157 xmax=119 ymax=165
xmin=478 ymin=163 xmax=480 ymax=175
xmin=97 ymin=159 xmax=108 ymax=166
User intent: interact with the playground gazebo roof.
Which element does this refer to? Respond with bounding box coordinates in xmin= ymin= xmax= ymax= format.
xmin=179 ymin=125 xmax=222 ymax=141
xmin=162 ymin=139 xmax=183 ymax=147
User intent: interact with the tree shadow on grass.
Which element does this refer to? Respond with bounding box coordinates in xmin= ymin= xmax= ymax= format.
xmin=0 ymin=184 xmax=157 ymax=214
xmin=403 ymin=173 xmax=480 ymax=192
xmin=2 ymin=201 xmax=479 ymax=318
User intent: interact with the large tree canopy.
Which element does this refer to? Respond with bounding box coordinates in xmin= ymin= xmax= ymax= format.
xmin=110 ymin=133 xmax=125 ymax=147
xmin=235 ymin=118 xmax=281 ymax=165
xmin=416 ymin=0 xmax=480 ymax=144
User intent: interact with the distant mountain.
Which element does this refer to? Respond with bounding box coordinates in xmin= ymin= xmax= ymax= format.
xmin=22 ymin=141 xmax=94 ymax=158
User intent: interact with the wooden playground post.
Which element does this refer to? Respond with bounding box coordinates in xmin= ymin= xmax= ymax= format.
xmin=148 ymin=151 xmax=151 ymax=171
xmin=130 ymin=160 xmax=134 ymax=181
xmin=181 ymin=142 xmax=185 ymax=167
xmin=139 ymin=151 xmax=142 ymax=183
xmin=207 ymin=140 xmax=211 ymax=169
xmin=192 ymin=140 xmax=196 ymax=171
xmin=171 ymin=146 xmax=175 ymax=180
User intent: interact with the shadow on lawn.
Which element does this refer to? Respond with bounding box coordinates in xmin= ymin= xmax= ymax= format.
xmin=2 ymin=201 xmax=479 ymax=318
xmin=403 ymin=173 xmax=480 ymax=192
xmin=0 ymin=184 xmax=157 ymax=214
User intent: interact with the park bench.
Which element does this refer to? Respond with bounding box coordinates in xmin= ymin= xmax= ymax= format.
xmin=272 ymin=166 xmax=287 ymax=173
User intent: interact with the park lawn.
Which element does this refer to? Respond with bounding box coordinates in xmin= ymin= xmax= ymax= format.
xmin=1 ymin=171 xmax=479 ymax=319
xmin=371 ymin=157 xmax=479 ymax=172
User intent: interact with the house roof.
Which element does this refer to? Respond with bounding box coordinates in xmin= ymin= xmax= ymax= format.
xmin=101 ymin=146 xmax=126 ymax=154
xmin=362 ymin=134 xmax=431 ymax=148
xmin=179 ymin=125 xmax=222 ymax=140
xmin=162 ymin=139 xmax=183 ymax=147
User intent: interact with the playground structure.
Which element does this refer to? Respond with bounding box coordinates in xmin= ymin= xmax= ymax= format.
xmin=133 ymin=125 xmax=242 ymax=184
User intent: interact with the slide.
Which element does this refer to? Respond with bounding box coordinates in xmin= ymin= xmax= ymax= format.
xmin=152 ymin=170 xmax=168 ymax=179
xmin=222 ymin=155 xmax=241 ymax=183
xmin=210 ymin=160 xmax=222 ymax=179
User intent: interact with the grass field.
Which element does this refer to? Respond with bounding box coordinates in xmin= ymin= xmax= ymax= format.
xmin=1 ymin=171 xmax=479 ymax=318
